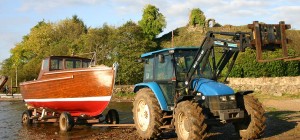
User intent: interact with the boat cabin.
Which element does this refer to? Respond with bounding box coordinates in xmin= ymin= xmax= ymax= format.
xmin=38 ymin=56 xmax=93 ymax=79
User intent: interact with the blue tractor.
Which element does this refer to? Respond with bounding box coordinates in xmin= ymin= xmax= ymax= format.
xmin=132 ymin=21 xmax=291 ymax=139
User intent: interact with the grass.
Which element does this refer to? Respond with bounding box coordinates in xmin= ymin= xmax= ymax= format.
xmin=253 ymin=92 xmax=300 ymax=102
xmin=157 ymin=25 xmax=300 ymax=56
xmin=114 ymin=92 xmax=136 ymax=98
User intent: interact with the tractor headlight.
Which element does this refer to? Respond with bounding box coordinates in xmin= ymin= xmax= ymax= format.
xmin=219 ymin=96 xmax=227 ymax=101
xmin=229 ymin=95 xmax=236 ymax=100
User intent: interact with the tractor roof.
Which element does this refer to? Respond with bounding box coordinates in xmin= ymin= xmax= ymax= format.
xmin=141 ymin=47 xmax=198 ymax=58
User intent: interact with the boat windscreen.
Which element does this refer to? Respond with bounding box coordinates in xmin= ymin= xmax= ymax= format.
xmin=66 ymin=59 xmax=82 ymax=69
xmin=50 ymin=59 xmax=63 ymax=70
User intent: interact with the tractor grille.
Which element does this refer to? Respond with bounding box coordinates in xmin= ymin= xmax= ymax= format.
xmin=207 ymin=96 xmax=237 ymax=110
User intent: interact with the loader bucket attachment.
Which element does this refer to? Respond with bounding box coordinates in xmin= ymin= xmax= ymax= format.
xmin=248 ymin=21 xmax=299 ymax=62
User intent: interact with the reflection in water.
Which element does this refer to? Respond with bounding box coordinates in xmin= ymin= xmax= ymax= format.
xmin=0 ymin=101 xmax=133 ymax=139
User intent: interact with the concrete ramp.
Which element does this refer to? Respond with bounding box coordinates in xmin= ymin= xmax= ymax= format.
xmin=0 ymin=76 xmax=8 ymax=90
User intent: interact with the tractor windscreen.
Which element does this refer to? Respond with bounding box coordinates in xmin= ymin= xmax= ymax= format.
xmin=174 ymin=50 xmax=213 ymax=81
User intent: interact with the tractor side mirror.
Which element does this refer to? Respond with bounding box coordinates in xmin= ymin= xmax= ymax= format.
xmin=158 ymin=54 xmax=165 ymax=63
xmin=136 ymin=59 xmax=144 ymax=63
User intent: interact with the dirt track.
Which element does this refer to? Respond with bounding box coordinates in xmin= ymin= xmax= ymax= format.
xmin=85 ymin=99 xmax=300 ymax=140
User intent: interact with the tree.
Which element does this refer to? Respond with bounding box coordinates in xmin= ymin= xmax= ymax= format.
xmin=111 ymin=21 xmax=156 ymax=84
xmin=3 ymin=15 xmax=89 ymax=83
xmin=138 ymin=4 xmax=166 ymax=40
xmin=82 ymin=24 xmax=116 ymax=65
xmin=189 ymin=8 xmax=206 ymax=27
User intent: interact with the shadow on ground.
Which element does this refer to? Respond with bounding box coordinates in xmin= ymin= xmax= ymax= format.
xmin=263 ymin=111 xmax=299 ymax=138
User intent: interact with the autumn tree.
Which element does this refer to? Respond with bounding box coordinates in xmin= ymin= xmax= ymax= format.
xmin=189 ymin=8 xmax=206 ymax=27
xmin=138 ymin=4 xmax=166 ymax=40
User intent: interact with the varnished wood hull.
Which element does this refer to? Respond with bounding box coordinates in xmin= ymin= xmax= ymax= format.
xmin=20 ymin=66 xmax=116 ymax=117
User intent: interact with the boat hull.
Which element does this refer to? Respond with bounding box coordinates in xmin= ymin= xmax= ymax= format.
xmin=20 ymin=66 xmax=115 ymax=117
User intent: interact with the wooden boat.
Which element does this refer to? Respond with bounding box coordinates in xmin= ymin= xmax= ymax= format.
xmin=20 ymin=56 xmax=118 ymax=117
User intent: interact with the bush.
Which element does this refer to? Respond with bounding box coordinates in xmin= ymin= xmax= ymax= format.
xmin=230 ymin=49 xmax=300 ymax=77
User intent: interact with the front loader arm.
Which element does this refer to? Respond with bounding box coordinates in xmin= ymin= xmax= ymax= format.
xmin=184 ymin=21 xmax=297 ymax=94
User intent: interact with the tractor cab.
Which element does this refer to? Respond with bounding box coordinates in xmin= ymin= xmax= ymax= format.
xmin=140 ymin=47 xmax=214 ymax=107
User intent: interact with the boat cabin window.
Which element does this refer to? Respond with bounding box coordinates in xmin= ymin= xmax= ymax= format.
xmin=82 ymin=61 xmax=90 ymax=68
xmin=42 ymin=59 xmax=49 ymax=70
xmin=50 ymin=59 xmax=63 ymax=70
xmin=66 ymin=59 xmax=82 ymax=69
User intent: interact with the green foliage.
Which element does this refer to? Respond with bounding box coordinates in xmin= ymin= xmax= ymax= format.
xmin=111 ymin=21 xmax=157 ymax=84
xmin=230 ymin=49 xmax=300 ymax=77
xmin=138 ymin=4 xmax=166 ymax=40
xmin=0 ymin=16 xmax=157 ymax=86
xmin=189 ymin=8 xmax=206 ymax=27
xmin=1 ymin=12 xmax=300 ymax=88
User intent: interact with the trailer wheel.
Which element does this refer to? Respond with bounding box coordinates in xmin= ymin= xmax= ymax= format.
xmin=59 ymin=112 xmax=74 ymax=132
xmin=174 ymin=100 xmax=207 ymax=140
xmin=105 ymin=109 xmax=119 ymax=124
xmin=133 ymin=88 xmax=163 ymax=139
xmin=22 ymin=110 xmax=33 ymax=125
xmin=234 ymin=95 xmax=266 ymax=139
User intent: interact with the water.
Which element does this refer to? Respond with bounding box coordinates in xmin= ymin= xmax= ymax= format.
xmin=0 ymin=101 xmax=133 ymax=139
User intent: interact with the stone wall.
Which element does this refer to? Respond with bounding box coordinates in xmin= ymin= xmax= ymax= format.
xmin=227 ymin=76 xmax=300 ymax=96
xmin=114 ymin=76 xmax=300 ymax=96
xmin=114 ymin=85 xmax=134 ymax=94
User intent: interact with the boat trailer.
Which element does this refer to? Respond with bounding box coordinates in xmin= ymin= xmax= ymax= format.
xmin=21 ymin=107 xmax=134 ymax=131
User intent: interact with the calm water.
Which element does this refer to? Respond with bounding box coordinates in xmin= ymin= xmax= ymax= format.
xmin=0 ymin=101 xmax=133 ymax=139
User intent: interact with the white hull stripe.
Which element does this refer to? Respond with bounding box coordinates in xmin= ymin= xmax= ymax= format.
xmin=24 ymin=96 xmax=111 ymax=102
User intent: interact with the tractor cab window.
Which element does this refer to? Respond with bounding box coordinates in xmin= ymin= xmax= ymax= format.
xmin=175 ymin=50 xmax=213 ymax=80
xmin=144 ymin=58 xmax=154 ymax=81
xmin=50 ymin=59 xmax=63 ymax=71
xmin=154 ymin=54 xmax=173 ymax=80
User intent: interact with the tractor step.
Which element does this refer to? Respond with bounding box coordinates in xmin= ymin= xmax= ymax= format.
xmin=162 ymin=115 xmax=173 ymax=119
xmin=159 ymin=125 xmax=173 ymax=129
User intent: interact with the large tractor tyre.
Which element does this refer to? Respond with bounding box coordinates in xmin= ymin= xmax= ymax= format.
xmin=234 ymin=95 xmax=266 ymax=139
xmin=174 ymin=101 xmax=207 ymax=140
xmin=22 ymin=110 xmax=33 ymax=125
xmin=59 ymin=112 xmax=75 ymax=132
xmin=133 ymin=88 xmax=163 ymax=139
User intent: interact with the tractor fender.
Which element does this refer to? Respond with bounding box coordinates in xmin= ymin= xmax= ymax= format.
xmin=134 ymin=82 xmax=168 ymax=111
xmin=236 ymin=90 xmax=254 ymax=96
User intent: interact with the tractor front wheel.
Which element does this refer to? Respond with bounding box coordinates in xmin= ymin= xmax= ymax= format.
xmin=234 ymin=95 xmax=266 ymax=139
xmin=174 ymin=100 xmax=207 ymax=140
xmin=133 ymin=88 xmax=163 ymax=139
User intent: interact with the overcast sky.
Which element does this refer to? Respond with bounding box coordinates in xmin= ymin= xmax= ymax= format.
xmin=0 ymin=0 xmax=299 ymax=63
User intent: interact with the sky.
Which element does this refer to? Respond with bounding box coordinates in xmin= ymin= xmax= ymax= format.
xmin=0 ymin=0 xmax=300 ymax=63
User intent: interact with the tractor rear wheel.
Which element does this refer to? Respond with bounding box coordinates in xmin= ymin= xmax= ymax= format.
xmin=234 ymin=95 xmax=266 ymax=139
xmin=174 ymin=100 xmax=207 ymax=140
xmin=133 ymin=88 xmax=163 ymax=139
